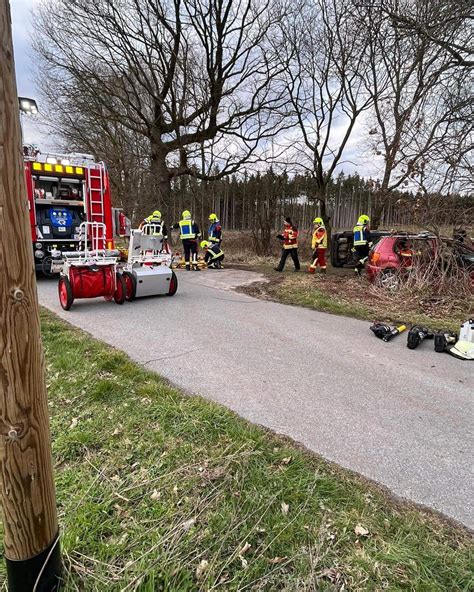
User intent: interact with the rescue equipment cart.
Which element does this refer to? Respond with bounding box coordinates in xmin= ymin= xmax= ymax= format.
xmin=58 ymin=222 xmax=126 ymax=310
xmin=122 ymin=224 xmax=178 ymax=300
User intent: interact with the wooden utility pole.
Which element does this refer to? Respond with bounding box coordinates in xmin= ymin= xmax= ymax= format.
xmin=0 ymin=2 xmax=61 ymax=591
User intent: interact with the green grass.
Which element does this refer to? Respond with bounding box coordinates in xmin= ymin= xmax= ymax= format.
xmin=1 ymin=311 xmax=472 ymax=591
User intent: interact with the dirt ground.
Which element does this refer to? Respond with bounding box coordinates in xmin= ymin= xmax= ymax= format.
xmin=231 ymin=263 xmax=472 ymax=333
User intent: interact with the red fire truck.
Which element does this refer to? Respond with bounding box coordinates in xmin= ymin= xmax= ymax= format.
xmin=23 ymin=148 xmax=128 ymax=273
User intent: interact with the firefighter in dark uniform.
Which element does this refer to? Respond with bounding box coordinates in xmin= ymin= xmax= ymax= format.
xmin=208 ymin=213 xmax=222 ymax=246
xmin=173 ymin=210 xmax=201 ymax=270
xmin=274 ymin=217 xmax=300 ymax=271
xmin=201 ymin=240 xmax=224 ymax=268
xmin=353 ymin=214 xmax=372 ymax=275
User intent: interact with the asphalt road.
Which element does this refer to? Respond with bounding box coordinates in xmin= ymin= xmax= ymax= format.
xmin=37 ymin=270 xmax=473 ymax=528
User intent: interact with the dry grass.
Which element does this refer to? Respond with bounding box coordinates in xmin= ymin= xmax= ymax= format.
xmin=242 ymin=272 xmax=472 ymax=333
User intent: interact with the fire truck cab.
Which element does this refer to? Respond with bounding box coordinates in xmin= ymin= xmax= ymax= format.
xmin=24 ymin=150 xmax=125 ymax=274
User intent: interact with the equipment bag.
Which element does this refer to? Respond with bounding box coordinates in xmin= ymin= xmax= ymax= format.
xmin=69 ymin=265 xmax=115 ymax=299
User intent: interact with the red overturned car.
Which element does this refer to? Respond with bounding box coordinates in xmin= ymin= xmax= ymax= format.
xmin=366 ymin=233 xmax=474 ymax=289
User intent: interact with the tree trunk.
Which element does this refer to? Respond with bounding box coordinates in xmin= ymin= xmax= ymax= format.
xmin=371 ymin=190 xmax=389 ymax=230
xmin=150 ymin=140 xmax=172 ymax=218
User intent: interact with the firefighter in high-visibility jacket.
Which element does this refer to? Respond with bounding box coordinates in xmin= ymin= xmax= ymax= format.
xmin=308 ymin=217 xmax=327 ymax=273
xmin=173 ymin=210 xmax=201 ymax=270
xmin=353 ymin=214 xmax=372 ymax=275
xmin=140 ymin=210 xmax=168 ymax=240
xmin=208 ymin=213 xmax=222 ymax=246
xmin=201 ymin=240 xmax=224 ymax=268
xmin=274 ymin=217 xmax=300 ymax=271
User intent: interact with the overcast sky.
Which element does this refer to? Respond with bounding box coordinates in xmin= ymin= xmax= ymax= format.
xmin=10 ymin=0 xmax=379 ymax=178
xmin=11 ymin=0 xmax=49 ymax=147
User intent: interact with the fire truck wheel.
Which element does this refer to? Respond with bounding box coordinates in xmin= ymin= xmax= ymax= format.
xmin=58 ymin=277 xmax=74 ymax=310
xmin=114 ymin=272 xmax=127 ymax=304
xmin=122 ymin=271 xmax=136 ymax=301
xmin=41 ymin=256 xmax=55 ymax=277
xmin=167 ymin=270 xmax=178 ymax=296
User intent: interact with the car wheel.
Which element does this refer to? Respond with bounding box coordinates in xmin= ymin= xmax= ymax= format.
xmin=58 ymin=276 xmax=74 ymax=310
xmin=122 ymin=271 xmax=136 ymax=301
xmin=377 ymin=269 xmax=400 ymax=290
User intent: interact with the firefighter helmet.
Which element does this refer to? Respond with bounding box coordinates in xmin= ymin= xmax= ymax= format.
xmin=313 ymin=217 xmax=324 ymax=225
xmin=152 ymin=210 xmax=162 ymax=220
xmin=200 ymin=240 xmax=210 ymax=249
xmin=209 ymin=213 xmax=218 ymax=221
xmin=358 ymin=214 xmax=370 ymax=224
xmin=182 ymin=210 xmax=191 ymax=220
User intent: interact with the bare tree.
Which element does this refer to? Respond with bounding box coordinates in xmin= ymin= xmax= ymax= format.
xmin=44 ymin=107 xmax=152 ymax=219
xmin=356 ymin=0 xmax=471 ymax=227
xmin=34 ymin=0 xmax=288 ymax=215
xmin=385 ymin=0 xmax=474 ymax=67
xmin=277 ymin=0 xmax=372 ymax=235
xmin=412 ymin=61 xmax=473 ymax=198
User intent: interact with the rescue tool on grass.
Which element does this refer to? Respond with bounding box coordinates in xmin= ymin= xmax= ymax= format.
xmin=370 ymin=322 xmax=407 ymax=342
xmin=369 ymin=319 xmax=473 ymax=360
xmin=407 ymin=326 xmax=434 ymax=349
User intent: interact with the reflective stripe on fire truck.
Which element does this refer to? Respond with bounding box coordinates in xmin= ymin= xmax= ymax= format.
xmin=30 ymin=162 xmax=84 ymax=176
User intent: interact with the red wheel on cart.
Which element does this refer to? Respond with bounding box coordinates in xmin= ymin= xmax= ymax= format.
xmin=167 ymin=270 xmax=178 ymax=296
xmin=114 ymin=272 xmax=127 ymax=304
xmin=58 ymin=276 xmax=74 ymax=310
xmin=122 ymin=271 xmax=136 ymax=301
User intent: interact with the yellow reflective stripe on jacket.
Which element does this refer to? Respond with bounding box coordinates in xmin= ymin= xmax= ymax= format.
xmin=209 ymin=248 xmax=224 ymax=259
xmin=179 ymin=219 xmax=194 ymax=239
xmin=353 ymin=224 xmax=367 ymax=246
xmin=312 ymin=227 xmax=327 ymax=249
